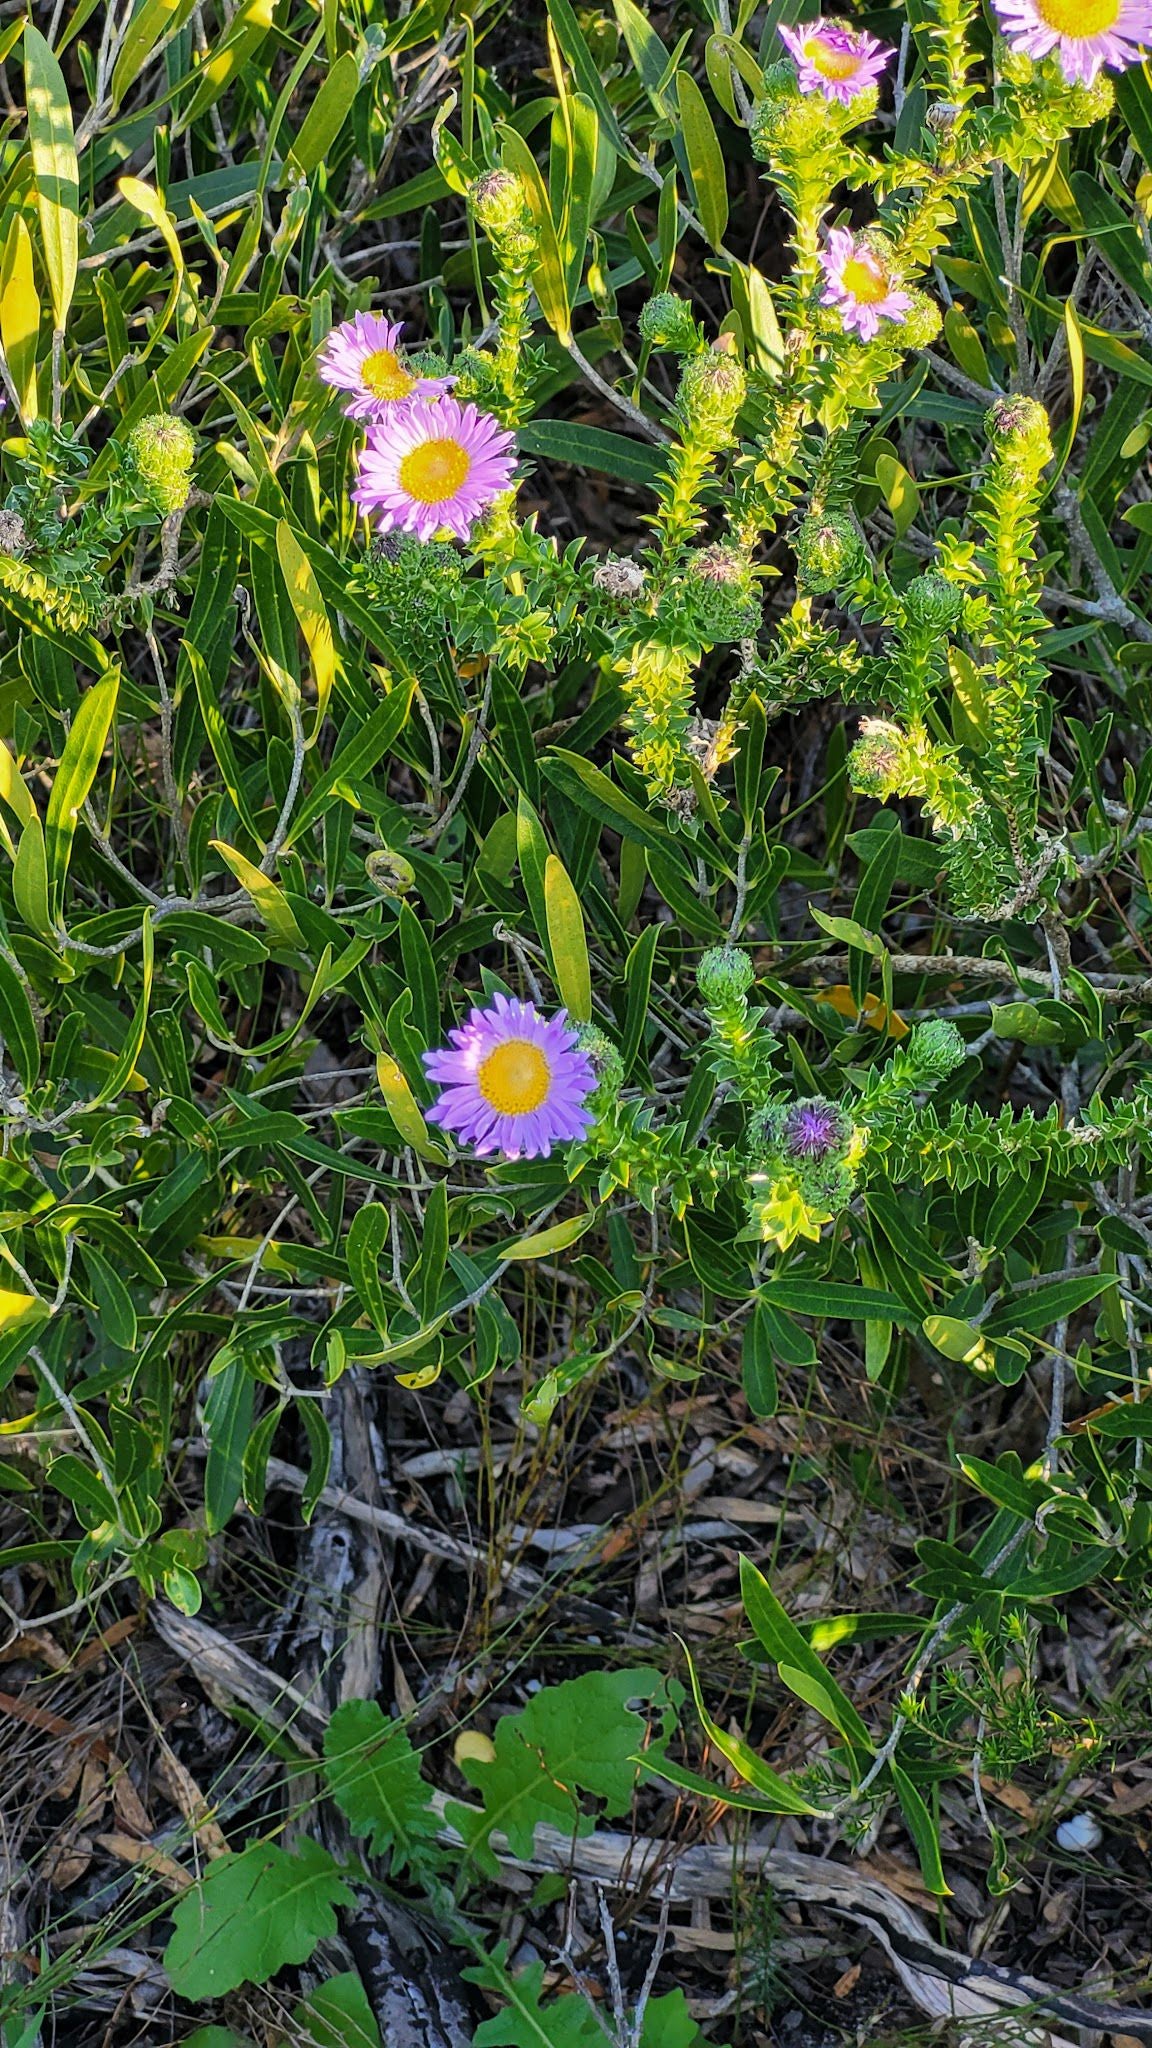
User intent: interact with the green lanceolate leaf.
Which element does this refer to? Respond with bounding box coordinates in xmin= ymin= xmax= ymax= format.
xmin=676 ymin=72 xmax=728 ymax=251
xmin=23 ymin=27 xmax=79 ymax=332
xmin=544 ymin=853 xmax=592 ymax=1022
xmin=45 ymin=668 xmax=120 ymax=919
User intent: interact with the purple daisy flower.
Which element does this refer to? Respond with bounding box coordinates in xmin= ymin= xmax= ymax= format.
xmin=819 ymin=228 xmax=912 ymax=341
xmin=423 ymin=994 xmax=596 ymax=1160
xmin=991 ymin=0 xmax=1152 ymax=82
xmin=318 ymin=312 xmax=453 ymax=422
xmin=781 ymin=1098 xmax=851 ymax=1164
xmin=352 ymin=395 xmax=517 ymax=543
xmin=778 ymin=17 xmax=892 ymax=101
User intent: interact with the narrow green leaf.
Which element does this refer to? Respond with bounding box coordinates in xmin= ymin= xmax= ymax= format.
xmin=544 ymin=854 xmax=592 ymax=1022
xmin=92 ymin=915 xmax=154 ymax=1108
xmin=0 ymin=955 xmax=40 ymax=1088
xmin=0 ymin=213 xmax=39 ymax=422
xmin=289 ymin=49 xmax=361 ymax=176
xmin=24 ymin=26 xmax=79 ymax=332
xmin=676 ymin=72 xmax=728 ymax=250
xmin=45 ymin=669 xmax=119 ymax=919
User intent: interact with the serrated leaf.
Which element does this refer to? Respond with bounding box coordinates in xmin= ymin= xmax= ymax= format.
xmin=323 ymin=1700 xmax=439 ymax=1876
xmin=164 ymin=1840 xmax=354 ymax=1997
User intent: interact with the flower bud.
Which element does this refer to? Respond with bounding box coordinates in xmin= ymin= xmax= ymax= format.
xmin=678 ymin=346 xmax=746 ymax=439
xmin=902 ymin=570 xmax=962 ymax=631
xmin=684 ymin=544 xmax=760 ymax=640
xmin=0 ymin=510 xmax=27 ymax=557
xmin=639 ymin=292 xmax=701 ymax=353
xmin=125 ymin=414 xmax=196 ymax=514
xmin=794 ymin=512 xmax=864 ymax=594
xmin=986 ymin=396 xmax=1053 ymax=476
xmin=849 ymin=717 xmax=905 ymax=799
xmin=897 ymin=289 xmax=942 ymax=349
xmin=576 ymin=1024 xmax=625 ymax=1109
xmin=698 ymin=945 xmax=754 ymax=1007
xmin=907 ymin=1017 xmax=965 ymax=1079
xmin=470 ymin=169 xmax=534 ymax=247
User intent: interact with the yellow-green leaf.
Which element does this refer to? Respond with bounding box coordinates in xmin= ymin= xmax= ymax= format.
xmin=0 ymin=213 xmax=39 ymax=422
xmin=544 ymin=852 xmax=592 ymax=1022
xmin=45 ymin=668 xmax=120 ymax=919
xmin=497 ymin=122 xmax=571 ymax=343
xmin=276 ymin=520 xmax=336 ymax=738
xmin=375 ymin=1052 xmax=444 ymax=1160
xmin=117 ymin=178 xmax=184 ymax=359
xmin=503 ymin=1212 xmax=595 ymax=1260
xmin=111 ymin=0 xmax=200 ymax=106
xmin=13 ymin=813 xmax=53 ymax=940
xmin=210 ymin=841 xmax=305 ymax=946
xmin=873 ymin=450 xmax=920 ymax=540
xmin=677 ymin=71 xmax=728 ymax=252
xmin=23 ymin=26 xmax=78 ymax=333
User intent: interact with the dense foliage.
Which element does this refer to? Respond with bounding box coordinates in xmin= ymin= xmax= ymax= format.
xmin=3 ymin=0 xmax=1152 ymax=2039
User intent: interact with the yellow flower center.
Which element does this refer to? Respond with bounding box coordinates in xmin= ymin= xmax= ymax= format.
xmin=841 ymin=255 xmax=889 ymax=304
xmin=1033 ymin=0 xmax=1121 ymax=30
xmin=361 ymin=348 xmax=416 ymax=401
xmin=398 ymin=437 xmax=471 ymax=504
xmin=477 ymin=1039 xmax=551 ymax=1116
xmin=805 ymin=33 xmax=860 ymax=79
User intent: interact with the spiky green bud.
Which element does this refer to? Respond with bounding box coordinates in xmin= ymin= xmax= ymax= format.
xmin=698 ymin=946 xmax=755 ymax=1007
xmin=902 ymin=571 xmax=963 ymax=632
xmin=907 ymin=1017 xmax=966 ymax=1080
xmin=678 ymin=346 xmax=746 ymax=439
xmin=470 ymin=169 xmax=537 ymax=262
xmin=125 ymin=414 xmax=196 ymax=514
xmin=794 ymin=512 xmax=864 ymax=595
xmin=639 ymin=292 xmax=701 ymax=354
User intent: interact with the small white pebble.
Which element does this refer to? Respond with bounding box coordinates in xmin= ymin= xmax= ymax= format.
xmin=1055 ymin=1812 xmax=1102 ymax=1854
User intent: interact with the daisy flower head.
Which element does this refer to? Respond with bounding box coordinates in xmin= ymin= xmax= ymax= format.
xmin=318 ymin=312 xmax=453 ymax=422
xmin=819 ymin=228 xmax=911 ymax=341
xmin=352 ymin=396 xmax=517 ymax=543
xmin=991 ymin=0 xmax=1152 ymax=82
xmin=423 ymin=995 xmax=596 ymax=1160
xmin=778 ymin=16 xmax=893 ymax=101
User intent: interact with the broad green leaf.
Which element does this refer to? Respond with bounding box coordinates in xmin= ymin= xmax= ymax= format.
xmin=741 ymin=1301 xmax=778 ymax=1418
xmin=45 ymin=669 xmax=119 ymax=919
xmin=0 ymin=213 xmax=39 ymax=421
xmin=323 ymin=1701 xmax=438 ymax=1876
xmin=942 ymin=305 xmax=990 ymax=388
xmin=294 ymin=1973 xmax=383 ymax=2048
xmin=23 ymin=27 xmax=79 ymax=332
xmin=809 ymin=905 xmax=885 ymax=957
xmin=544 ymin=853 xmax=592 ymax=1022
xmin=164 ymin=1840 xmax=354 ymax=1997
xmin=762 ymin=1278 xmax=909 ymax=1321
xmin=516 ymin=419 xmax=663 ymax=490
xmin=289 ymin=50 xmax=361 ymax=176
xmin=677 ymin=72 xmax=728 ymax=251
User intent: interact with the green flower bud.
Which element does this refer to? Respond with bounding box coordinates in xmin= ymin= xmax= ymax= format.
xmin=685 ymin=544 xmax=760 ymax=639
xmin=639 ymin=292 xmax=701 ymax=353
xmin=848 ymin=717 xmax=905 ymax=799
xmin=986 ymin=396 xmax=1053 ymax=476
xmin=576 ymin=1024 xmax=626 ymax=1110
xmin=678 ymin=345 xmax=746 ymax=439
xmin=125 ymin=414 xmax=196 ymax=514
xmin=897 ymin=289 xmax=942 ymax=350
xmin=902 ymin=571 xmax=963 ymax=632
xmin=750 ymin=76 xmax=844 ymax=161
xmin=794 ymin=512 xmax=864 ymax=595
xmin=907 ymin=1017 xmax=966 ymax=1079
xmin=1061 ymin=74 xmax=1113 ymax=128
xmin=470 ymin=169 xmax=534 ymax=247
xmin=698 ymin=945 xmax=754 ymax=1007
